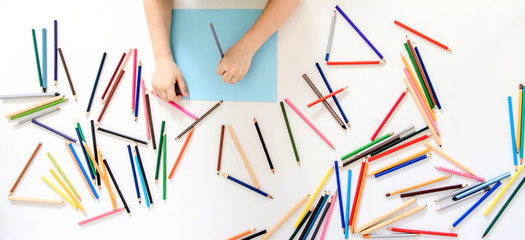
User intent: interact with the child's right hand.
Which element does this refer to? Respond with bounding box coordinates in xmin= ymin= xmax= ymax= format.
xmin=151 ymin=56 xmax=188 ymax=102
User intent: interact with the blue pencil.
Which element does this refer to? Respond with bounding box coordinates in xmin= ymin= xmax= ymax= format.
xmin=315 ymin=63 xmax=350 ymax=127
xmin=414 ymin=46 xmax=441 ymax=109
xmin=86 ymin=52 xmax=107 ymax=115
xmin=302 ymin=193 xmax=328 ymax=240
xmin=54 ymin=20 xmax=57 ymax=86
xmin=508 ymin=96 xmax=519 ymax=169
xmin=454 ymin=172 xmax=511 ymax=200
xmin=134 ymin=149 xmax=150 ymax=207
xmin=42 ymin=28 xmax=47 ymax=92
xmin=374 ymin=154 xmax=429 ymax=178
xmin=334 ymin=5 xmax=384 ymax=60
xmin=334 ymin=161 xmax=345 ymax=231
xmin=344 ymin=170 xmax=351 ymax=239
xmin=68 ymin=142 xmax=99 ymax=199
xmin=451 ymin=181 xmax=501 ymax=229
xmin=134 ymin=63 xmax=141 ymax=120
xmin=127 ymin=145 xmax=141 ymax=203
xmin=75 ymin=127 xmax=95 ymax=180
xmin=222 ymin=173 xmax=273 ymax=199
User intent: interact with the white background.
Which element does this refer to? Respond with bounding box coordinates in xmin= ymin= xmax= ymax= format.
xmin=0 ymin=0 xmax=524 ymax=239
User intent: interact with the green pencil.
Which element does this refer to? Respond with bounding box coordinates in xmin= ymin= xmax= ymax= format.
xmin=76 ymin=120 xmax=96 ymax=177
xmin=155 ymin=121 xmax=166 ymax=183
xmin=341 ymin=132 xmax=392 ymax=160
xmin=404 ymin=42 xmax=433 ymax=109
xmin=47 ymin=152 xmax=81 ymax=201
xmin=10 ymin=98 xmax=66 ymax=120
xmin=482 ymin=175 xmax=525 ymax=238
xmin=32 ymin=29 xmax=43 ymax=92
xmin=162 ymin=131 xmax=167 ymax=200
xmin=280 ymin=101 xmax=300 ymax=165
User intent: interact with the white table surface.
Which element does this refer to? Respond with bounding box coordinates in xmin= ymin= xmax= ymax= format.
xmin=0 ymin=0 xmax=524 ymax=239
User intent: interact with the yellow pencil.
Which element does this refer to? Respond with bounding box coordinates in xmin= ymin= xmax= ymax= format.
xmin=50 ymin=169 xmax=84 ymax=212
xmin=41 ymin=175 xmax=77 ymax=208
xmin=401 ymin=54 xmax=435 ymax=120
xmin=386 ymin=175 xmax=450 ymax=196
xmin=369 ymin=148 xmax=430 ymax=176
xmin=294 ymin=165 xmax=333 ymax=228
xmin=518 ymin=85 xmax=523 ymax=156
xmin=47 ymin=152 xmax=81 ymax=201
xmin=423 ymin=141 xmax=476 ymax=175
xmin=484 ymin=165 xmax=524 ymax=216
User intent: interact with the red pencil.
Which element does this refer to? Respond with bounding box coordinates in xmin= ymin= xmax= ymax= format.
xmin=168 ymin=128 xmax=194 ymax=179
xmin=394 ymin=20 xmax=451 ymax=51
xmin=388 ymin=227 xmax=458 ymax=237
xmin=101 ymin=52 xmax=125 ymax=102
xmin=132 ymin=48 xmax=137 ymax=113
xmin=327 ymin=60 xmax=384 ymax=65
xmin=308 ymin=86 xmax=348 ymax=108
xmin=97 ymin=70 xmax=125 ymax=124
xmin=371 ymin=89 xmax=407 ymax=141
xmin=349 ymin=159 xmax=366 ymax=228
xmin=368 ymin=134 xmax=430 ymax=162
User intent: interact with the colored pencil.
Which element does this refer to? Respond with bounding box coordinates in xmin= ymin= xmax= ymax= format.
xmin=299 ymin=194 xmax=326 ymax=239
xmin=53 ymin=20 xmax=57 ymax=86
xmin=371 ymin=89 xmax=407 ymax=141
xmin=78 ymin=207 xmax=125 ymax=225
xmin=31 ymin=29 xmax=43 ymax=92
xmin=227 ymin=229 xmax=255 ymax=240
xmin=5 ymin=95 xmax=63 ymax=118
xmin=327 ymin=61 xmax=384 ymax=65
xmin=89 ymin=120 xmax=100 ymax=188
xmin=405 ymin=40 xmax=434 ymax=108
xmin=320 ymin=192 xmax=338 ymax=240
xmin=521 ymin=89 xmax=525 ymax=163
xmin=435 ymin=166 xmax=485 ymax=182
xmin=355 ymin=198 xmax=416 ymax=233
xmin=414 ymin=45 xmax=441 ymax=109
xmin=84 ymin=141 xmax=117 ymax=206
xmin=176 ymin=100 xmax=222 ymax=139
xmin=436 ymin=187 xmax=488 ymax=211
xmin=315 ymin=62 xmax=350 ymax=127
xmin=217 ymin=125 xmax=225 ymax=175
xmin=150 ymin=91 xmax=198 ymax=119
xmin=209 ymin=23 xmax=224 ymax=58
xmin=435 ymin=182 xmax=477 ymax=203
xmin=132 ymin=49 xmax=137 ymax=114
xmin=334 ymin=161 xmax=345 ymax=230
xmin=57 ymin=48 xmax=77 ymax=101
xmin=9 ymin=142 xmax=42 ymax=194
xmin=169 ymin=128 xmax=194 ymax=179
xmin=373 ymin=154 xmax=430 ymax=178
xmin=364 ymin=234 xmax=420 ymax=238
xmin=335 ymin=6 xmax=384 ymax=59
xmin=284 ymin=98 xmax=335 ymax=149
xmin=401 ymin=54 xmax=435 ymax=120
xmin=261 ymin=194 xmax=309 ymax=240
xmin=42 ymin=28 xmax=47 ymax=92
xmin=400 ymin=184 xmax=465 ymax=198
xmin=518 ymin=84 xmax=523 ymax=154
xmin=163 ymin=131 xmax=167 ymax=200
xmin=134 ymin=62 xmax=141 ymax=120
xmin=311 ymin=194 xmax=333 ymax=239
xmin=302 ymin=74 xmax=345 ymax=129
xmin=454 ymin=172 xmax=511 ymax=200
xmin=134 ymin=150 xmax=150 ymax=207
xmin=350 ymin=160 xmax=368 ymax=232
xmin=145 ymin=88 xmax=156 ymax=148
xmin=47 ymin=152 xmax=80 ymax=201
xmin=97 ymin=126 xmax=148 ymax=145
xmin=8 ymin=195 xmax=63 ymax=204
xmin=103 ymin=49 xmax=132 ymax=103
xmin=386 ymin=175 xmax=450 ymax=197
xmin=290 ymin=208 xmax=313 ymax=240
xmin=349 ymin=160 xmax=366 ymax=229
xmin=484 ymin=165 xmax=524 ymax=215
xmin=155 ymin=121 xmax=166 ymax=183
xmin=10 ymin=98 xmax=66 ymax=120
xmin=360 ymin=205 xmax=427 ymax=235
xmin=344 ymin=170 xmax=352 ymax=239
xmin=325 ymin=10 xmax=336 ymax=61
xmin=135 ymin=144 xmax=153 ymax=204
xmin=254 ymin=118 xmax=274 ymax=173
xmin=404 ymin=67 xmax=439 ymax=133
xmin=50 ymin=169 xmax=83 ymax=212
xmin=75 ymin=127 xmax=96 ymax=179
xmin=423 ymin=142 xmax=476 ymax=175
xmin=241 ymin=230 xmax=267 ymax=240
xmin=86 ymin=52 xmax=107 ymax=116
xmin=222 ymin=173 xmax=272 ymax=199
xmin=104 ymin=159 xmax=130 ymax=213
xmin=394 ymin=20 xmax=451 ymax=51
xmin=280 ymin=101 xmax=300 ymax=164
xmin=31 ymin=119 xmax=76 ymax=142
xmin=371 ymin=126 xmax=429 ymax=156
xmin=0 ymin=92 xmax=59 ymax=99
xmin=451 ymin=182 xmax=501 ymax=229
xmin=41 ymin=175 xmax=76 ymax=208
xmin=141 ymin=81 xmax=150 ymax=137
xmin=389 ymin=228 xmax=457 ymax=237
xmin=66 ymin=140 xmax=98 ymax=199
xmin=308 ymin=86 xmax=348 ymax=108
xmin=101 ymin=52 xmax=126 ymax=101
xmin=294 ymin=166 xmax=333 ymax=228
xmin=368 ymin=134 xmax=430 ymax=162
xmin=508 ymin=96 xmax=519 ymax=169
xmin=127 ymin=145 xmax=140 ymax=203
xmin=369 ymin=148 xmax=430 ymax=176
xmin=97 ymin=70 xmax=125 ymax=124
xmin=299 ymin=192 xmax=328 ymax=240
xmin=98 ymin=148 xmax=107 ymax=192
xmin=227 ymin=125 xmax=259 ymax=188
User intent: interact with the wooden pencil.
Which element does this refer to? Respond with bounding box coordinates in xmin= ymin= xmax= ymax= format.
xmin=53 ymin=20 xmax=57 ymax=86
xmin=307 ymin=86 xmax=348 ymax=108
xmin=372 ymin=154 xmax=430 ymax=178
xmin=341 ymin=132 xmax=393 ymax=161
xmin=369 ymin=148 xmax=430 ymax=176
xmin=325 ymin=10 xmax=336 ymax=61
xmin=315 ymin=62 xmax=350 ymax=127
xmin=31 ymin=29 xmax=43 ymax=92
xmin=360 ymin=205 xmax=427 ymax=235
xmin=371 ymin=89 xmax=407 ymax=141
xmin=453 ymin=172 xmax=511 ymax=201
xmin=103 ymin=159 xmax=130 ymax=213
xmin=127 ymin=145 xmax=140 ymax=203
xmin=8 ymin=195 xmax=64 ymax=204
xmin=50 ymin=169 xmax=84 ymax=212
xmin=102 ymin=49 xmax=132 ymax=103
xmin=41 ymin=175 xmax=77 ymax=208
xmin=132 ymin=49 xmax=138 ymax=114
xmin=254 ymin=118 xmax=274 ymax=173
xmin=484 ymin=165 xmax=524 ymax=216
xmin=349 ymin=160 xmax=366 ymax=230
xmin=370 ymin=126 xmax=429 ymax=156
xmin=169 ymin=128 xmax=194 ymax=179
xmin=47 ymin=152 xmax=80 ymax=201
xmin=394 ymin=20 xmax=451 ymax=51
xmin=217 ymin=125 xmax=225 ymax=175
xmin=320 ymin=192 xmax=338 ymax=240
xmin=280 ymin=101 xmax=300 ymax=165
xmin=155 ymin=121 xmax=166 ymax=183
xmin=96 ymin=126 xmax=148 ymax=145
xmin=65 ymin=140 xmax=97 ymax=199
xmin=260 ymin=194 xmax=309 ymax=240
xmin=10 ymin=98 xmax=66 ymax=120
xmin=327 ymin=61 xmax=384 ymax=65
xmin=16 ymin=107 xmax=60 ymax=125
xmin=368 ymin=134 xmax=430 ymax=162
xmin=227 ymin=125 xmax=259 ymax=189
xmin=32 ymin=119 xmax=77 ymax=142
xmin=83 ymin=141 xmax=116 ymax=206
xmin=400 ymin=184 xmax=466 ymax=198
xmin=5 ymin=95 xmax=63 ymax=118
xmin=209 ymin=23 xmax=224 ymax=58
xmin=435 ymin=166 xmax=485 ymax=182
xmin=9 ymin=142 xmax=42 ymax=195
xmin=389 ymin=228 xmax=457 ymax=237
xmin=405 ymin=39 xmax=435 ymax=108
xmin=144 ymin=88 xmax=156 ymax=148
xmin=294 ymin=166 xmax=333 ymax=228
xmin=518 ymin=84 xmax=523 ymax=154
xmin=423 ymin=141 xmax=476 ymax=175
xmin=133 ymin=149 xmax=149 ymax=207
xmin=451 ymin=182 xmax=501 ymax=229
xmin=311 ymin=193 xmax=333 ymax=239
xmin=386 ymin=175 xmax=450 ymax=197
xmin=436 ymin=187 xmax=488 ymax=211
xmin=227 ymin=228 xmax=255 ymax=240
xmin=90 ymin=119 xmax=100 ymax=189
xmin=414 ymin=44 xmax=441 ymax=109
xmin=508 ymin=96 xmax=519 ymax=169
xmin=289 ymin=208 xmax=313 ymax=239
xmin=78 ymin=207 xmax=125 ymax=225
xmin=299 ymin=192 xmax=328 ymax=240
xmin=75 ymin=127 xmax=96 ymax=180
xmin=135 ymin=144 xmax=153 ymax=204
xmin=101 ymin=52 xmax=126 ymax=101
xmin=222 ymin=173 xmax=272 ymax=199
xmin=401 ymin=54 xmax=435 ymax=120
xmin=302 ymin=74 xmax=346 ymax=129
xmin=133 ymin=61 xmax=141 ymax=120
xmin=86 ymin=52 xmax=107 ymax=116
xmin=176 ymin=100 xmax=222 ymax=140
xmin=355 ymin=197 xmax=417 ymax=233
xmin=404 ymin=67 xmax=439 ymax=134
xmin=97 ymin=70 xmax=125 ymax=124
xmin=350 ymin=160 xmax=369 ymax=233
xmin=334 ymin=161 xmax=345 ymax=231
xmin=57 ymin=48 xmax=77 ymax=101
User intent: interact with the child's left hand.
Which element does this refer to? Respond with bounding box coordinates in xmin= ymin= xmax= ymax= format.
xmin=216 ymin=41 xmax=256 ymax=84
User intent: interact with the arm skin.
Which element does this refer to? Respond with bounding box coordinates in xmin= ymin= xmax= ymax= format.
xmin=144 ymin=0 xmax=300 ymax=102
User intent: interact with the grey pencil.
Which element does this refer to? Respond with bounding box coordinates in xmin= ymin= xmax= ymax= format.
xmin=176 ymin=100 xmax=223 ymax=140
xmin=435 ymin=181 xmax=481 ymax=202
xmin=209 ymin=23 xmax=224 ymax=58
xmin=436 ymin=187 xmax=490 ymax=211
xmin=325 ymin=11 xmax=336 ymax=61
xmin=0 ymin=92 xmax=60 ymax=99
xmin=15 ymin=107 xmax=60 ymax=125
xmin=302 ymin=74 xmax=345 ymax=129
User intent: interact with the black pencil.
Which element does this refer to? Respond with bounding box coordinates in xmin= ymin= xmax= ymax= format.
xmin=90 ymin=120 xmax=100 ymax=189
xmin=103 ymin=159 xmax=130 ymax=213
xmin=299 ymin=192 xmax=327 ymax=240
xmin=240 ymin=229 xmax=267 ymax=240
xmin=86 ymin=52 xmax=106 ymax=116
xmin=57 ymin=48 xmax=77 ymax=102
xmin=289 ymin=208 xmax=313 ymax=239
xmin=97 ymin=126 xmax=148 ymax=145
xmin=370 ymin=126 xmax=429 ymax=156
xmin=253 ymin=118 xmax=274 ymax=173
xmin=400 ymin=184 xmax=466 ymax=198
xmin=135 ymin=144 xmax=153 ymax=204
xmin=311 ymin=194 xmax=332 ymax=240
xmin=145 ymin=90 xmax=156 ymax=149
xmin=176 ymin=100 xmax=223 ymax=140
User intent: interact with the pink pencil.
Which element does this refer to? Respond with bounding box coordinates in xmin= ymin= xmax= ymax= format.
xmin=151 ymin=91 xmax=198 ymax=120
xmin=141 ymin=79 xmax=150 ymax=139
xmin=371 ymin=89 xmax=407 ymax=141
xmin=320 ymin=192 xmax=338 ymax=240
xmin=132 ymin=48 xmax=137 ymax=113
xmin=78 ymin=207 xmax=125 ymax=225
xmin=435 ymin=166 xmax=485 ymax=182
xmin=404 ymin=68 xmax=440 ymax=135
xmin=284 ymin=98 xmax=335 ymax=149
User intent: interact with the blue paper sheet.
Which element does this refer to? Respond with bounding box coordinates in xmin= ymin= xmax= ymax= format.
xmin=171 ymin=9 xmax=277 ymax=102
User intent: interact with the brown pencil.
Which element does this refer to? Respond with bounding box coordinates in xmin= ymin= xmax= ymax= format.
xmin=9 ymin=142 xmax=42 ymax=195
xmin=217 ymin=125 xmax=225 ymax=175
xmin=57 ymin=48 xmax=77 ymax=102
xmin=400 ymin=184 xmax=466 ymax=198
xmin=145 ymin=89 xmax=156 ymax=149
xmin=97 ymin=69 xmax=125 ymax=124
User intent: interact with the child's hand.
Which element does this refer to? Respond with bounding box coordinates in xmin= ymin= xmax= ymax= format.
xmin=216 ymin=42 xmax=256 ymax=84
xmin=152 ymin=56 xmax=188 ymax=102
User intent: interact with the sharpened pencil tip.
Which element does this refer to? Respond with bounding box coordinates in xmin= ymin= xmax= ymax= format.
xmin=449 ymin=226 xmax=454 ymax=230
xmin=85 ymin=112 xmax=89 ymax=117
xmin=268 ymin=195 xmax=273 ymax=199
xmin=342 ymin=124 xmax=347 ymax=129
xmin=271 ymin=169 xmax=275 ymax=174
xmin=385 ymin=193 xmax=391 ymax=197
xmin=297 ymin=161 xmax=301 ymax=166
xmin=155 ymin=180 xmax=158 ymax=184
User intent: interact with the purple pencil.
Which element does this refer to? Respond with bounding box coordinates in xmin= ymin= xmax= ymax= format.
xmin=54 ymin=20 xmax=57 ymax=86
xmin=31 ymin=119 xmax=77 ymax=142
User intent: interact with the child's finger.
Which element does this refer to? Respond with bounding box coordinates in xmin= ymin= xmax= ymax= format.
xmin=176 ymin=76 xmax=189 ymax=97
xmin=167 ymin=85 xmax=178 ymax=102
xmin=222 ymin=71 xmax=233 ymax=83
xmin=216 ymin=59 xmax=225 ymax=75
xmin=159 ymin=90 xmax=169 ymax=102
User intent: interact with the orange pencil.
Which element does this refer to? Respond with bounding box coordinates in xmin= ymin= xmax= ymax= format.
xmin=227 ymin=228 xmax=256 ymax=240
xmin=351 ymin=160 xmax=369 ymax=233
xmin=169 ymin=128 xmax=194 ymax=179
xmin=308 ymin=86 xmax=348 ymax=108
xmin=401 ymin=54 xmax=436 ymax=121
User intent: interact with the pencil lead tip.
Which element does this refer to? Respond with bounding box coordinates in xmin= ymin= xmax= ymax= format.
xmin=297 ymin=161 xmax=301 ymax=166
xmin=482 ymin=233 xmax=487 ymax=238
xmin=385 ymin=193 xmax=391 ymax=197
xmin=271 ymin=169 xmax=275 ymax=174
xmin=268 ymin=195 xmax=273 ymax=199
xmin=342 ymin=124 xmax=347 ymax=129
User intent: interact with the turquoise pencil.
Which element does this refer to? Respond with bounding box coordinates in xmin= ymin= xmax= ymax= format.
xmin=345 ymin=170 xmax=351 ymax=239
xmin=134 ymin=150 xmax=150 ymax=207
xmin=42 ymin=28 xmax=47 ymax=92
xmin=508 ymin=97 xmax=518 ymax=169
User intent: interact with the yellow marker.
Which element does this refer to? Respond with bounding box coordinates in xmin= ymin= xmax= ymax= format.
xmin=484 ymin=165 xmax=524 ymax=216
xmin=294 ymin=165 xmax=333 ymax=228
xmin=41 ymin=175 xmax=77 ymax=208
xmin=50 ymin=169 xmax=84 ymax=212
